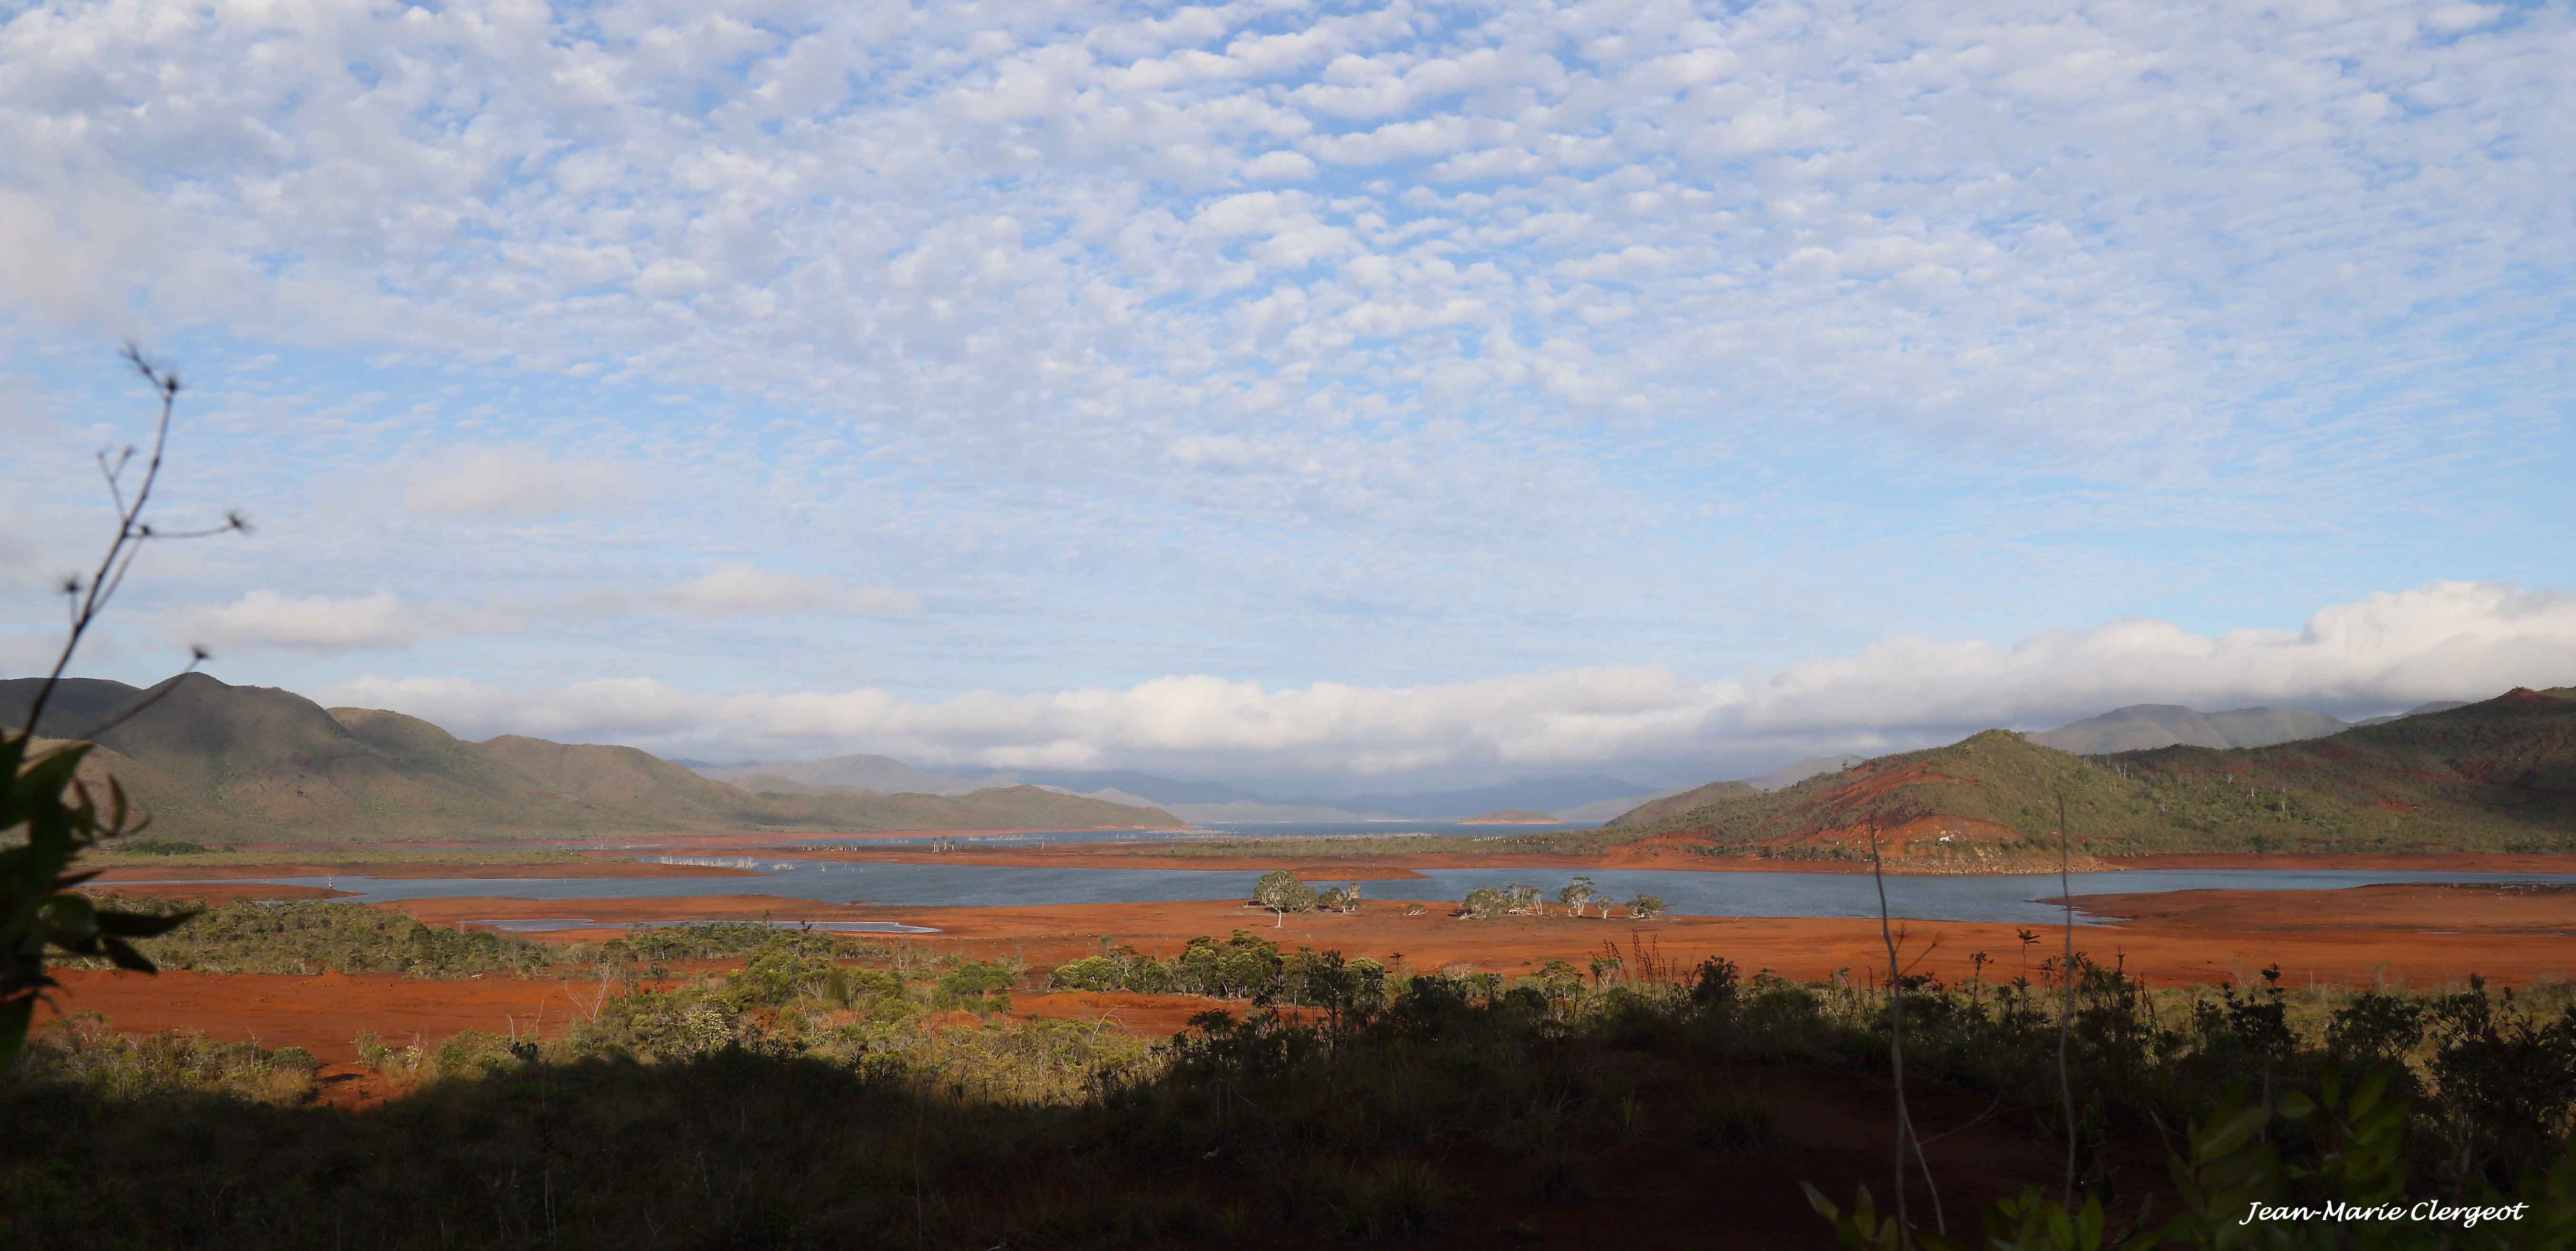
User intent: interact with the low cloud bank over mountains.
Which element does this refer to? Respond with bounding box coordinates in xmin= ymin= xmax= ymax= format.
xmin=310 ymin=581 xmax=2575 ymax=794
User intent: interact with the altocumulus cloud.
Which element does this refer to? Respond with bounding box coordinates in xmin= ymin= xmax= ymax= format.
xmin=658 ymin=566 xmax=920 ymax=619
xmin=399 ymin=446 xmax=641 ymax=520
xmin=5 ymin=0 xmax=2569 ymax=726
xmin=314 ymin=582 xmax=2576 ymax=780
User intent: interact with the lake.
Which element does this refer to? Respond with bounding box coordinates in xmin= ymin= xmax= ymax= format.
xmin=157 ymin=861 xmax=2576 ymax=928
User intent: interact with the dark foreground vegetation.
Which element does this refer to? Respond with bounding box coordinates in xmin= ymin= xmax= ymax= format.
xmin=8 ymin=904 xmax=2576 ymax=1249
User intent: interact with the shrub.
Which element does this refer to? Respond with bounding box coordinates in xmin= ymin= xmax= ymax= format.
xmin=113 ymin=839 xmax=214 ymax=856
xmin=933 ymin=961 xmax=1017 ymax=1014
xmin=1459 ymin=886 xmax=1507 ymax=920
xmin=89 ymin=896 xmax=554 ymax=978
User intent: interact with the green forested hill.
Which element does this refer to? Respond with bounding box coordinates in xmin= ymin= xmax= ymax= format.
xmin=0 ymin=674 xmax=1181 ymax=843
xmin=1605 ymin=688 xmax=2576 ymax=860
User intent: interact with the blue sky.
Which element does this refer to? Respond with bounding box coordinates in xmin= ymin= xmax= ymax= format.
xmin=2 ymin=0 xmax=2571 ymax=790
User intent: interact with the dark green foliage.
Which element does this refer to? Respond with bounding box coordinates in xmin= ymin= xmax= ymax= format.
xmin=1814 ymin=1062 xmax=2576 ymax=1249
xmin=2191 ymin=965 xmax=2298 ymax=1065
xmin=2425 ymin=978 xmax=2576 ymax=1190
xmin=2329 ymin=991 xmax=2430 ymax=1068
xmin=931 ymin=960 xmax=1017 ymax=1013
xmin=7 ymin=934 xmax=2576 ymax=1249
xmin=15 ymin=1012 xmax=320 ymax=1103
xmin=0 ymin=963 xmax=1751 ymax=1249
xmin=86 ymin=896 xmax=556 ymax=977
xmin=74 ymin=904 xmax=880 ymax=982
xmin=2 ymin=736 xmax=196 ymax=1068
xmin=578 ymin=920 xmax=859 ymax=967
xmin=719 ymin=946 xmax=829 ymax=1011
xmin=110 ymin=838 xmax=213 ymax=856
xmin=1046 ymin=931 xmax=1386 ymax=1012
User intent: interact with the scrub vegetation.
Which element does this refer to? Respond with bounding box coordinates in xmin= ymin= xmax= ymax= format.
xmin=10 ymin=918 xmax=2576 ymax=1248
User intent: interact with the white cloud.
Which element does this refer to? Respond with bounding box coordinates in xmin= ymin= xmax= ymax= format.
xmin=186 ymin=590 xmax=417 ymax=654
xmin=1240 ymin=149 xmax=1317 ymax=182
xmin=317 ymin=582 xmax=2576 ymax=781
xmin=657 ymin=565 xmax=918 ymax=618
xmin=1730 ymin=581 xmax=2576 ymax=735
xmin=398 ymin=447 xmax=639 ymax=519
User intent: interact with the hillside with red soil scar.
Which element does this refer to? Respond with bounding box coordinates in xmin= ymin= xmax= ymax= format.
xmin=1607 ymin=688 xmax=2576 ymax=860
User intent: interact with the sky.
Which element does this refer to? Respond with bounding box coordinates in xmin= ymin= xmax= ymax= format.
xmin=1 ymin=0 xmax=2571 ymax=794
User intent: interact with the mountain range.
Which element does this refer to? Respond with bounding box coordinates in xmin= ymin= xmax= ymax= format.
xmin=697 ymin=753 xmax=1010 ymax=797
xmin=691 ymin=754 xmax=1875 ymax=823
xmin=0 ymin=674 xmax=1181 ymax=843
xmin=2024 ymin=702 xmax=2466 ymax=754
xmin=1598 ymin=688 xmax=2576 ymax=858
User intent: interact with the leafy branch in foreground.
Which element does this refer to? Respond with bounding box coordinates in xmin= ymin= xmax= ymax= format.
xmin=2 ymin=345 xmax=244 ymax=1070
xmin=0 ymin=741 xmax=188 ymax=1068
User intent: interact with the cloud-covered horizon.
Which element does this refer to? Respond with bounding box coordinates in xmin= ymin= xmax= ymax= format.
xmin=306 ymin=580 xmax=2576 ymax=789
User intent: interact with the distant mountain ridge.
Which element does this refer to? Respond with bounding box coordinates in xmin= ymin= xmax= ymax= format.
xmin=697 ymin=753 xmax=1007 ymax=796
xmin=1605 ymin=780 xmax=1759 ymax=828
xmin=2028 ymin=704 xmax=2352 ymax=754
xmin=1598 ymin=755 xmax=1861 ymax=827
xmin=1282 ymin=774 xmax=1652 ymax=819
xmin=1 ymin=674 xmax=1181 ymax=842
xmin=1014 ymin=770 xmax=1272 ymax=806
xmin=2353 ymin=701 xmax=2470 ymax=728
xmin=2025 ymin=699 xmax=2475 ymax=755
xmin=1602 ymin=688 xmax=2576 ymax=859
xmin=1745 ymin=754 xmax=1867 ymax=791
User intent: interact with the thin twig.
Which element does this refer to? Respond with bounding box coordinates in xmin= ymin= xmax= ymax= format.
xmin=1915 ymin=1086 xmax=2011 ymax=1147
xmin=2058 ymin=789 xmax=2079 ymax=1208
xmin=14 ymin=345 xmax=243 ymax=738
xmin=1869 ymin=816 xmax=1944 ymax=1241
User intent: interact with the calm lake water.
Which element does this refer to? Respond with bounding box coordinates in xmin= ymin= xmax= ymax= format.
xmin=169 ymin=862 xmax=2576 ymax=928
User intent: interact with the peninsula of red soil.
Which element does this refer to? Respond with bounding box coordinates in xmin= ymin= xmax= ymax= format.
xmin=2058 ymin=882 xmax=2576 ymax=935
xmin=100 ymin=881 xmax=353 ymax=904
